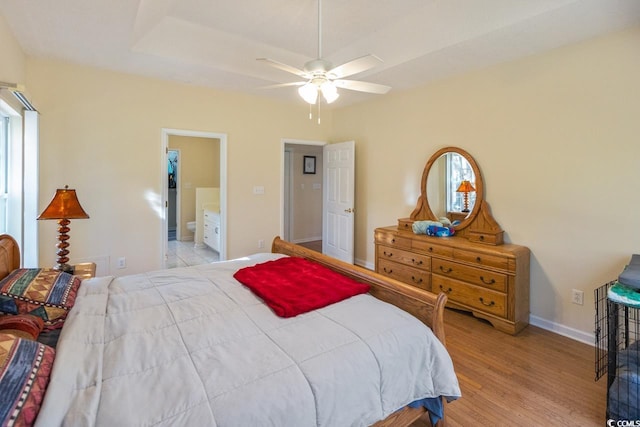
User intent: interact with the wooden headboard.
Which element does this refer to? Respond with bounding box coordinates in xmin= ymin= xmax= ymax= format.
xmin=0 ymin=234 xmax=20 ymax=280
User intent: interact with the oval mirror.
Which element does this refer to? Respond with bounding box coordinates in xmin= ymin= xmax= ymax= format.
xmin=414 ymin=147 xmax=484 ymax=231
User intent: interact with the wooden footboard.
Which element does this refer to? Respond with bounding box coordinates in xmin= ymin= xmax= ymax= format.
xmin=271 ymin=237 xmax=450 ymax=427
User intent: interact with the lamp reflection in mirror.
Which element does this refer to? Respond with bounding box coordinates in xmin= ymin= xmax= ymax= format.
xmin=37 ymin=185 xmax=90 ymax=273
xmin=456 ymin=180 xmax=476 ymax=213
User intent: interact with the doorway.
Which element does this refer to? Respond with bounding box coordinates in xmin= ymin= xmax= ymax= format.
xmin=281 ymin=139 xmax=325 ymax=253
xmin=162 ymin=129 xmax=228 ymax=266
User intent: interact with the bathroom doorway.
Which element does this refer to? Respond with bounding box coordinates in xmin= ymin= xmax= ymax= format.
xmin=161 ymin=129 xmax=228 ymax=266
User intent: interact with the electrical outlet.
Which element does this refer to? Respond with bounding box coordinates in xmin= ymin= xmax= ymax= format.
xmin=571 ymin=289 xmax=584 ymax=305
xmin=258 ymin=239 xmax=265 ymax=249
xmin=117 ymin=257 xmax=126 ymax=269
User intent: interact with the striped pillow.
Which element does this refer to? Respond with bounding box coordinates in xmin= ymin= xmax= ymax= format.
xmin=0 ymin=333 xmax=55 ymax=426
xmin=0 ymin=269 xmax=82 ymax=329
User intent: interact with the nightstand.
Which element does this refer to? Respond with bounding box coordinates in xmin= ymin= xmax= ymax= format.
xmin=72 ymin=262 xmax=96 ymax=279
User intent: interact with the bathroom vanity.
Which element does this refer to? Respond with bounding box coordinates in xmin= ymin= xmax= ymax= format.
xmin=203 ymin=209 xmax=221 ymax=253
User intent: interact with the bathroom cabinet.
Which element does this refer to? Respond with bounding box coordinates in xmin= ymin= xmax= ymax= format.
xmin=203 ymin=209 xmax=221 ymax=253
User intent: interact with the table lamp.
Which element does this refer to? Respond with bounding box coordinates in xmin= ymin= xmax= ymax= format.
xmin=456 ymin=180 xmax=476 ymax=213
xmin=37 ymin=185 xmax=89 ymax=273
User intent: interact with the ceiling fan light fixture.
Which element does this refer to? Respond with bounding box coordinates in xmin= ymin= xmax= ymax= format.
xmin=320 ymin=81 xmax=339 ymax=104
xmin=298 ymin=83 xmax=318 ymax=104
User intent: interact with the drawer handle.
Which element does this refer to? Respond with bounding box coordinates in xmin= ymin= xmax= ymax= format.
xmin=412 ymin=259 xmax=423 ymax=266
xmin=383 ymin=267 xmax=393 ymax=274
xmin=439 ymin=285 xmax=452 ymax=294
xmin=404 ymin=223 xmax=409 ymax=228
xmin=411 ymin=276 xmax=423 ymax=284
xmin=383 ymin=251 xmax=393 ymax=258
xmin=428 ymin=247 xmax=433 ymax=252
xmin=439 ymin=266 xmax=453 ymax=273
xmin=480 ymin=276 xmax=496 ymax=285
xmin=479 ymin=235 xmax=485 ymax=241
xmin=391 ymin=238 xmax=396 ymax=243
xmin=215 ymin=227 xmax=219 ymax=234
xmin=479 ymin=297 xmax=495 ymax=307
xmin=476 ymin=256 xmax=482 ymax=262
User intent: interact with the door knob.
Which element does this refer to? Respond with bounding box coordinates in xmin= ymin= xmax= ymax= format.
xmin=344 ymin=208 xmax=354 ymax=213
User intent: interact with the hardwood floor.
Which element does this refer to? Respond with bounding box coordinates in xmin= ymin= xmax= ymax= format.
xmin=297 ymin=240 xmax=322 ymax=253
xmin=412 ymin=309 xmax=607 ymax=427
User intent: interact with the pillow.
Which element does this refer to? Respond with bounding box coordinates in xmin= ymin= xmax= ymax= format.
xmin=0 ymin=269 xmax=82 ymax=329
xmin=0 ymin=333 xmax=55 ymax=427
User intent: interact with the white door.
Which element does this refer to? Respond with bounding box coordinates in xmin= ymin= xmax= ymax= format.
xmin=322 ymin=141 xmax=355 ymax=263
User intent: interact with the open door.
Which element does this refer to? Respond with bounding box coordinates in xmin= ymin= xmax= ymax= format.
xmin=322 ymin=141 xmax=355 ymax=263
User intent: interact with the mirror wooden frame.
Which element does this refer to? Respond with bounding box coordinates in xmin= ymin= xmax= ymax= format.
xmin=404 ymin=146 xmax=504 ymax=245
xmin=415 ymin=146 xmax=483 ymax=230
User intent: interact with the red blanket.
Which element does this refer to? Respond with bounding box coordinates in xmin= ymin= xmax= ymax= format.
xmin=233 ymin=257 xmax=370 ymax=318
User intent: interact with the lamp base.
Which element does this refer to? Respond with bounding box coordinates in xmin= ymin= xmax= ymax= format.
xmin=53 ymin=263 xmax=74 ymax=274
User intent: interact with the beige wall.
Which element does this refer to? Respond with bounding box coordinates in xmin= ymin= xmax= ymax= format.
xmin=168 ymin=135 xmax=219 ymax=239
xmin=26 ymin=58 xmax=331 ymax=274
xmin=0 ymin=14 xmax=25 ymax=87
xmin=331 ymin=26 xmax=640 ymax=337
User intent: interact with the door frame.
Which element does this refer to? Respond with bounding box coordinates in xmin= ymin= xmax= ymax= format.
xmin=280 ymin=138 xmax=326 ymax=243
xmin=161 ymin=128 xmax=228 ymax=264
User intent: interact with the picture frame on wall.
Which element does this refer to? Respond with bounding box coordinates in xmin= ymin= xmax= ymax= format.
xmin=303 ymin=155 xmax=316 ymax=174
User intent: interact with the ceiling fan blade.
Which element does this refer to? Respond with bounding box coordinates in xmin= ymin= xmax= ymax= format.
xmin=334 ymin=79 xmax=391 ymax=94
xmin=257 ymin=58 xmax=308 ymax=78
xmin=260 ymin=82 xmax=306 ymax=90
xmin=328 ymin=54 xmax=383 ymax=79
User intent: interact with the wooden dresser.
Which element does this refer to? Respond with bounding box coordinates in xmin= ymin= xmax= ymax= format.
xmin=376 ymin=146 xmax=531 ymax=334
xmin=375 ymin=226 xmax=529 ymax=334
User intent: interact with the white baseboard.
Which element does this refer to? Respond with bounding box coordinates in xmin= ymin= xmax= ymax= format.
xmin=529 ymin=315 xmax=594 ymax=346
xmin=356 ymin=258 xmax=374 ymax=271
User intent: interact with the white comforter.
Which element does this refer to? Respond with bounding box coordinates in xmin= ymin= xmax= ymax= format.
xmin=35 ymin=254 xmax=460 ymax=427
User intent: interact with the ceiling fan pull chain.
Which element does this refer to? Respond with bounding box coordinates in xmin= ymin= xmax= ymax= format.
xmin=309 ymin=103 xmax=313 ymax=120
xmin=317 ymin=101 xmax=321 ymax=125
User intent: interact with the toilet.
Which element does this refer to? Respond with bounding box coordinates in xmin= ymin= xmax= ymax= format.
xmin=187 ymin=221 xmax=196 ymax=233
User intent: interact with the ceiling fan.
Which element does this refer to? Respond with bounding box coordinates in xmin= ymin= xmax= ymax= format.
xmin=257 ymin=0 xmax=391 ymax=106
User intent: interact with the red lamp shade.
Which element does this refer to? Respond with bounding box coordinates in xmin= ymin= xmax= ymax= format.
xmin=37 ymin=186 xmax=89 ymax=272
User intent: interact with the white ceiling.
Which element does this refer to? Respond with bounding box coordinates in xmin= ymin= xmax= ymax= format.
xmin=1 ymin=0 xmax=639 ymax=106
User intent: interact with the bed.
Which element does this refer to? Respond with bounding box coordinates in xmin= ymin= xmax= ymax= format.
xmin=0 ymin=235 xmax=460 ymax=426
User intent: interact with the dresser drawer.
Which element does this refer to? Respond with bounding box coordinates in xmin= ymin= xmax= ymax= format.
xmin=453 ymin=249 xmax=510 ymax=270
xmin=377 ymin=259 xmax=430 ymax=291
xmin=377 ymin=245 xmax=430 ymax=271
xmin=433 ymin=276 xmax=506 ymax=318
xmin=412 ymin=240 xmax=453 ymax=258
xmin=375 ymin=230 xmax=412 ymax=249
xmin=431 ymin=259 xmax=507 ymax=292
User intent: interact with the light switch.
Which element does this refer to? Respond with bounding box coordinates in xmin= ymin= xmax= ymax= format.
xmin=253 ymin=186 xmax=265 ymax=195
